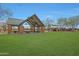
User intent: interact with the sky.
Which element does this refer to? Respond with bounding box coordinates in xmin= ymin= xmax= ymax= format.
xmin=1 ymin=3 xmax=79 ymax=23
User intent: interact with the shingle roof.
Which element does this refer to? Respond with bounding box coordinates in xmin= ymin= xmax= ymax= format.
xmin=7 ymin=18 xmax=23 ymax=26
xmin=29 ymin=14 xmax=45 ymax=26
xmin=19 ymin=14 xmax=45 ymax=26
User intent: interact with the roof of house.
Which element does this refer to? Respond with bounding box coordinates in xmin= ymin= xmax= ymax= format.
xmin=7 ymin=14 xmax=45 ymax=27
xmin=20 ymin=14 xmax=45 ymax=26
xmin=28 ymin=14 xmax=45 ymax=26
xmin=7 ymin=18 xmax=23 ymax=26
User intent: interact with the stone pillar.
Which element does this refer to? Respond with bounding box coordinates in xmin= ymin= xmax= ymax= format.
xmin=8 ymin=24 xmax=12 ymax=33
xmin=18 ymin=26 xmax=24 ymax=33
xmin=30 ymin=26 xmax=35 ymax=32
xmin=41 ymin=26 xmax=45 ymax=32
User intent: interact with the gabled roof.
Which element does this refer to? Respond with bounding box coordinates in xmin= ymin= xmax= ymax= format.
xmin=7 ymin=14 xmax=45 ymax=27
xmin=20 ymin=14 xmax=45 ymax=26
xmin=7 ymin=18 xmax=23 ymax=26
xmin=28 ymin=14 xmax=45 ymax=26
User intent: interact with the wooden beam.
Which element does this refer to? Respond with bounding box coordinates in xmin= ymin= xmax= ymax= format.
xmin=27 ymin=21 xmax=34 ymax=27
xmin=28 ymin=19 xmax=36 ymax=26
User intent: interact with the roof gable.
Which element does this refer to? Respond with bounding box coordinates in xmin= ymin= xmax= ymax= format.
xmin=20 ymin=14 xmax=45 ymax=26
xmin=27 ymin=14 xmax=45 ymax=26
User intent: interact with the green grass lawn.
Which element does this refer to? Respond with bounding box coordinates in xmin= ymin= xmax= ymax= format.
xmin=0 ymin=32 xmax=79 ymax=56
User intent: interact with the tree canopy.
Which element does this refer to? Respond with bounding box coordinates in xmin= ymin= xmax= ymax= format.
xmin=0 ymin=4 xmax=13 ymax=20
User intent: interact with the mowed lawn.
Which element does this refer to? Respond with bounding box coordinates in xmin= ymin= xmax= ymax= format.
xmin=0 ymin=32 xmax=79 ymax=56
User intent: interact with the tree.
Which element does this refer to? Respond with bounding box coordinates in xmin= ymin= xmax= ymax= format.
xmin=73 ymin=15 xmax=79 ymax=28
xmin=57 ymin=17 xmax=67 ymax=28
xmin=0 ymin=4 xmax=13 ymax=32
xmin=44 ymin=16 xmax=54 ymax=30
xmin=68 ymin=16 xmax=79 ymax=29
xmin=0 ymin=4 xmax=13 ymax=20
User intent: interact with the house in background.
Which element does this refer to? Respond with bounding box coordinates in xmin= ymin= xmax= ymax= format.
xmin=20 ymin=14 xmax=45 ymax=33
xmin=6 ymin=14 xmax=45 ymax=33
xmin=6 ymin=18 xmax=23 ymax=33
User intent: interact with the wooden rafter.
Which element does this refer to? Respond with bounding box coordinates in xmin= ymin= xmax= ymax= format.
xmin=26 ymin=21 xmax=34 ymax=27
